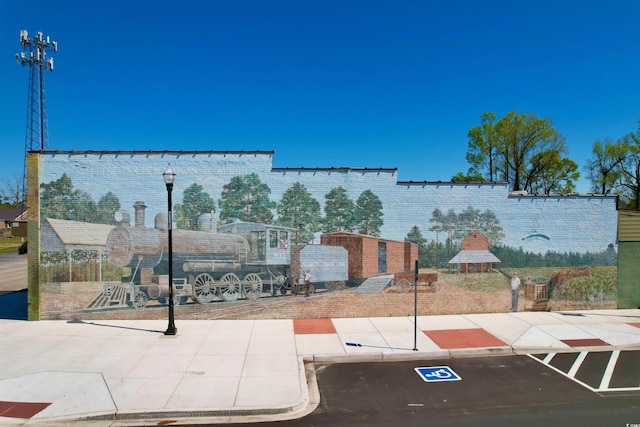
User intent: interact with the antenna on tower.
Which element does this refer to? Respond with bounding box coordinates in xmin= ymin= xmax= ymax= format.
xmin=15 ymin=29 xmax=57 ymax=206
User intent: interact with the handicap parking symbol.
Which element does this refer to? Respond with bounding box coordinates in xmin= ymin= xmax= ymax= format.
xmin=414 ymin=366 xmax=461 ymax=382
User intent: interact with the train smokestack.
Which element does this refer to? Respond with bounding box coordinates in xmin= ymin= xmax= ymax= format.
xmin=133 ymin=201 xmax=147 ymax=227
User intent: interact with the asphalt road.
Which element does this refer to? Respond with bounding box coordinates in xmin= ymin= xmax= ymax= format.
xmin=227 ymin=354 xmax=640 ymax=427
xmin=0 ymin=252 xmax=27 ymax=294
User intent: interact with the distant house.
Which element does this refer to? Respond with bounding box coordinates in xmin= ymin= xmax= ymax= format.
xmin=0 ymin=207 xmax=28 ymax=238
xmin=448 ymin=230 xmax=500 ymax=273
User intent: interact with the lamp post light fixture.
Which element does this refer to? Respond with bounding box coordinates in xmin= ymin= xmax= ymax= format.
xmin=163 ymin=164 xmax=177 ymax=336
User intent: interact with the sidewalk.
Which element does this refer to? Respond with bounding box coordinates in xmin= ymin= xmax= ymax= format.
xmin=1 ymin=309 xmax=639 ymax=426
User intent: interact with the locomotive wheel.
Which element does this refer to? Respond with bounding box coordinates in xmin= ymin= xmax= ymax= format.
xmin=194 ymin=273 xmax=215 ymax=304
xmin=243 ymin=273 xmax=263 ymax=300
xmin=220 ymin=273 xmax=240 ymax=301
xmin=132 ymin=291 xmax=148 ymax=309
xmin=396 ymin=279 xmax=412 ymax=293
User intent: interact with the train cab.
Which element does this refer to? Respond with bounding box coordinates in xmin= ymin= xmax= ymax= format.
xmin=217 ymin=222 xmax=294 ymax=266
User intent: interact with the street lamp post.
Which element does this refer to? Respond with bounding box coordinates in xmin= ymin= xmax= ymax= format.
xmin=163 ymin=164 xmax=177 ymax=336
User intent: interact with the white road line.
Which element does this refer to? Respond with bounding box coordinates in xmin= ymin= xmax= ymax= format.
xmin=528 ymin=352 xmax=640 ymax=394
xmin=542 ymin=353 xmax=555 ymax=364
xmin=567 ymin=351 xmax=588 ymax=378
xmin=598 ymin=350 xmax=620 ymax=390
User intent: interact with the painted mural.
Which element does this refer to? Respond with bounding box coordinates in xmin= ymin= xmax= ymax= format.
xmin=30 ymin=151 xmax=619 ymax=319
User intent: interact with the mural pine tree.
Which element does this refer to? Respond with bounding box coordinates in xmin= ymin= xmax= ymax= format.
xmin=276 ymin=182 xmax=321 ymax=244
xmin=175 ymin=183 xmax=215 ymax=230
xmin=96 ymin=192 xmax=121 ymax=225
xmin=218 ymin=173 xmax=275 ymax=224
xmin=405 ymin=225 xmax=428 ymax=268
xmin=322 ymin=186 xmax=356 ymax=233
xmin=355 ymin=190 xmax=383 ymax=236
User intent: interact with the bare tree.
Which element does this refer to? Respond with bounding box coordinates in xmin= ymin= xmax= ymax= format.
xmin=0 ymin=174 xmax=25 ymax=207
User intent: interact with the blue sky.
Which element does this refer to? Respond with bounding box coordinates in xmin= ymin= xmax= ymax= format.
xmin=1 ymin=0 xmax=638 ymax=193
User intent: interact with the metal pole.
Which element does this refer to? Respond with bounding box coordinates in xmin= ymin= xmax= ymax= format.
xmin=38 ymin=62 xmax=45 ymax=150
xmin=164 ymin=181 xmax=177 ymax=335
xmin=413 ymin=259 xmax=418 ymax=351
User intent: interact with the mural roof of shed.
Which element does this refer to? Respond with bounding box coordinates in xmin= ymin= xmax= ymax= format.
xmin=45 ymin=218 xmax=114 ymax=251
xmin=448 ymin=250 xmax=501 ymax=264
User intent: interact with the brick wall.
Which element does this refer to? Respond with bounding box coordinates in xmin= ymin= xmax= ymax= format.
xmin=461 ymin=231 xmax=489 ymax=250
xmin=321 ymin=233 xmax=417 ymax=278
xmin=29 ymin=151 xmax=619 ymax=320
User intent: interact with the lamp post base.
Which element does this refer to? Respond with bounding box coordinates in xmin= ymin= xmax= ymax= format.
xmin=164 ymin=326 xmax=177 ymax=336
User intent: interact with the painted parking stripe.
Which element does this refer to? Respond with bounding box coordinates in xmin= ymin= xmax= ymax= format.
xmin=599 ymin=350 xmax=619 ymax=390
xmin=567 ymin=351 xmax=588 ymax=378
xmin=528 ymin=351 xmax=640 ymax=393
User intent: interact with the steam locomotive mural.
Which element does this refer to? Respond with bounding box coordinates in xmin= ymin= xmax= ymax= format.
xmin=104 ymin=201 xmax=348 ymax=309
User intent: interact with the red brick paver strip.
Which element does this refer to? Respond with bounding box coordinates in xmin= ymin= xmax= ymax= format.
xmin=561 ymin=338 xmax=609 ymax=347
xmin=629 ymin=323 xmax=640 ymax=329
xmin=293 ymin=318 xmax=336 ymax=334
xmin=0 ymin=401 xmax=51 ymax=419
xmin=423 ymin=328 xmax=507 ymax=349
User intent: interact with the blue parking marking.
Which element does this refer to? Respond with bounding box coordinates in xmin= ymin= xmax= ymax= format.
xmin=415 ymin=366 xmax=461 ymax=382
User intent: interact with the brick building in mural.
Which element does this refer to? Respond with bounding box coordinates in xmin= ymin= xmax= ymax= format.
xmin=448 ymin=230 xmax=501 ymax=273
xmin=321 ymin=232 xmax=418 ymax=280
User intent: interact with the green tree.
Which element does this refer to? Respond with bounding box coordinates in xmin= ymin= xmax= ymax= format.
xmin=454 ymin=206 xmax=505 ymax=246
xmin=494 ymin=112 xmax=572 ymax=192
xmin=355 ymin=190 xmax=383 ymax=236
xmin=174 ymin=183 xmax=215 ymax=230
xmin=584 ymin=138 xmax=627 ymax=195
xmin=276 ymin=182 xmax=322 ymax=244
xmin=466 ymin=112 xmax=499 ymax=181
xmin=40 ymin=173 xmax=97 ymax=222
xmin=451 ymin=171 xmax=485 ymax=182
xmin=405 ymin=225 xmax=428 ymax=268
xmin=96 ymin=192 xmax=121 ymax=225
xmin=429 ymin=208 xmax=458 ymax=262
xmin=582 ymin=120 xmax=640 ymax=209
xmin=526 ymin=150 xmax=579 ymax=194
xmin=619 ymin=122 xmax=640 ymax=209
xmin=322 ymin=186 xmax=356 ymax=233
xmin=218 ymin=173 xmax=275 ymax=224
xmin=467 ymin=112 xmax=576 ymax=193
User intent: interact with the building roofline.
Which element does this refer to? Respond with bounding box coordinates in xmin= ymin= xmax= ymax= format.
xmin=30 ymin=150 xmax=275 ymax=156
xmin=397 ymin=180 xmax=508 ymax=186
xmin=508 ymin=192 xmax=618 ymax=198
xmin=272 ymin=167 xmax=397 ymax=173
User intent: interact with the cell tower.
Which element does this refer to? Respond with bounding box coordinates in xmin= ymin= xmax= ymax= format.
xmin=15 ymin=30 xmax=57 ymax=207
xmin=15 ymin=29 xmax=57 ymax=152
